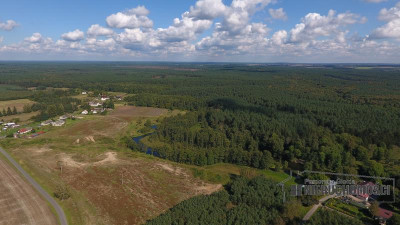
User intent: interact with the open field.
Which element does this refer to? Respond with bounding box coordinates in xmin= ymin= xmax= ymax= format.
xmin=0 ymin=105 xmax=221 ymax=225
xmin=0 ymin=111 xmax=39 ymax=124
xmin=0 ymin=155 xmax=58 ymax=225
xmin=0 ymin=99 xmax=35 ymax=112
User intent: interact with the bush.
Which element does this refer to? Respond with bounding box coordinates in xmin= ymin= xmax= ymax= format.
xmin=53 ymin=185 xmax=70 ymax=200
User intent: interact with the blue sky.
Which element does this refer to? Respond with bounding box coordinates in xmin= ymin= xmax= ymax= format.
xmin=1 ymin=0 xmax=400 ymax=62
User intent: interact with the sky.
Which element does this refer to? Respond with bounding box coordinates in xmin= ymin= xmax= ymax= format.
xmin=1 ymin=0 xmax=400 ymax=62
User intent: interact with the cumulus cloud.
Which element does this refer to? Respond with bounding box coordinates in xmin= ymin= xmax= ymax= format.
xmin=87 ymin=24 xmax=114 ymax=37
xmin=3 ymin=0 xmax=400 ymax=62
xmin=157 ymin=13 xmax=212 ymax=42
xmin=106 ymin=6 xmax=153 ymax=29
xmin=288 ymin=10 xmax=366 ymax=43
xmin=24 ymin=33 xmax=43 ymax=43
xmin=0 ymin=20 xmax=18 ymax=31
xmin=61 ymin=29 xmax=85 ymax=42
xmin=371 ymin=3 xmax=400 ymax=39
xmin=188 ymin=0 xmax=227 ymax=20
xmin=269 ymin=8 xmax=288 ymax=21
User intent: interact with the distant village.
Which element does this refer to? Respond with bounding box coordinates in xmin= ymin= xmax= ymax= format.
xmin=0 ymin=92 xmax=122 ymax=139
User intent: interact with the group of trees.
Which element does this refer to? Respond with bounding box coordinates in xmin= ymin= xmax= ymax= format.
xmin=146 ymin=176 xmax=288 ymax=225
xmin=0 ymin=106 xmax=18 ymax=117
xmin=30 ymin=90 xmax=81 ymax=122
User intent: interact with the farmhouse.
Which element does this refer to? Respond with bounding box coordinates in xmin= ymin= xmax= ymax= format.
xmin=51 ymin=120 xmax=65 ymax=127
xmin=89 ymin=101 xmax=102 ymax=107
xmin=18 ymin=127 xmax=32 ymax=134
xmin=355 ymin=181 xmax=375 ymax=202
xmin=375 ymin=207 xmax=393 ymax=224
xmin=59 ymin=115 xmax=69 ymax=120
xmin=41 ymin=120 xmax=53 ymax=126
xmin=81 ymin=110 xmax=88 ymax=115
xmin=82 ymin=91 xmax=87 ymax=95
xmin=101 ymin=96 xmax=110 ymax=101
xmin=5 ymin=122 xmax=15 ymax=127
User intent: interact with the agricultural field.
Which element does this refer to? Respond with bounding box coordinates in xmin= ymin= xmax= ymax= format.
xmin=0 ymin=154 xmax=57 ymax=225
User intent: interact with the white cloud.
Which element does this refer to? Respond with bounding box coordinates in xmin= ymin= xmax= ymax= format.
xmin=289 ymin=10 xmax=365 ymax=43
xmin=106 ymin=6 xmax=153 ymax=29
xmin=87 ymin=24 xmax=114 ymax=37
xmin=24 ymin=33 xmax=43 ymax=43
xmin=0 ymin=20 xmax=18 ymax=31
xmin=188 ymin=0 xmax=227 ymax=20
xmin=3 ymin=0 xmax=400 ymax=62
xmin=269 ymin=8 xmax=288 ymax=21
xmin=126 ymin=5 xmax=150 ymax=16
xmin=157 ymin=13 xmax=212 ymax=42
xmin=371 ymin=3 xmax=400 ymax=39
xmin=61 ymin=29 xmax=85 ymax=42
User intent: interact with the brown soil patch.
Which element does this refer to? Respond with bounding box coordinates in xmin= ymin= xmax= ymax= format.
xmin=0 ymin=157 xmax=58 ymax=225
xmin=14 ymin=144 xmax=222 ymax=225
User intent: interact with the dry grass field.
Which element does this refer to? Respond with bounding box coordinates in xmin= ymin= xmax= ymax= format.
xmin=0 ymin=156 xmax=58 ymax=225
xmin=2 ymin=106 xmax=220 ymax=225
xmin=0 ymin=99 xmax=35 ymax=112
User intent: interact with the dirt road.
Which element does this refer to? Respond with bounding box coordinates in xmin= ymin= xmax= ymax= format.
xmin=302 ymin=194 xmax=336 ymax=221
xmin=0 ymin=146 xmax=67 ymax=225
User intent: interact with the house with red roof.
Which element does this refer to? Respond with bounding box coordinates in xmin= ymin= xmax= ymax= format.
xmin=355 ymin=181 xmax=375 ymax=202
xmin=375 ymin=207 xmax=393 ymax=225
xmin=18 ymin=127 xmax=32 ymax=135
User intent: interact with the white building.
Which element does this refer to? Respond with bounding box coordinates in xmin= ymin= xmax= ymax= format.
xmin=81 ymin=110 xmax=88 ymax=115
xmin=51 ymin=120 xmax=65 ymax=127
xmin=89 ymin=101 xmax=102 ymax=107
xmin=82 ymin=91 xmax=87 ymax=95
xmin=41 ymin=120 xmax=53 ymax=126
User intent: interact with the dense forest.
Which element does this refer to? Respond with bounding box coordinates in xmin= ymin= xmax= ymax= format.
xmin=146 ymin=176 xmax=364 ymax=225
xmin=1 ymin=62 xmax=399 ymax=219
xmin=1 ymin=63 xmax=399 ymax=176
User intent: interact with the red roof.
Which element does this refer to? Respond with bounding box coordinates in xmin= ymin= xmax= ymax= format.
xmin=378 ymin=207 xmax=393 ymax=219
xmin=18 ymin=128 xmax=29 ymax=133
xmin=359 ymin=193 xmax=369 ymax=198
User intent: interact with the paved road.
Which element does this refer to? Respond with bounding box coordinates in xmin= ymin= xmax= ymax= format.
xmin=0 ymin=146 xmax=68 ymax=225
xmin=303 ymin=194 xmax=336 ymax=221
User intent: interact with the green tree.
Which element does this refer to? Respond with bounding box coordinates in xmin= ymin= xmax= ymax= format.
xmin=387 ymin=213 xmax=400 ymax=225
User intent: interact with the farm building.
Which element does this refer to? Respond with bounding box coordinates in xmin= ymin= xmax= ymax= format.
xmin=81 ymin=110 xmax=88 ymax=115
xmin=18 ymin=127 xmax=32 ymax=134
xmin=51 ymin=120 xmax=65 ymax=127
xmin=375 ymin=207 xmax=393 ymax=224
xmin=41 ymin=120 xmax=53 ymax=126
xmin=89 ymin=101 xmax=102 ymax=107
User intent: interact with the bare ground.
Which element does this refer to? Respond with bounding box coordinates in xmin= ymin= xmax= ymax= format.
xmin=15 ymin=146 xmax=222 ymax=225
xmin=0 ymin=157 xmax=58 ymax=225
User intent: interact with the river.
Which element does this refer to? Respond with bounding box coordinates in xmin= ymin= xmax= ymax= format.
xmin=132 ymin=125 xmax=160 ymax=157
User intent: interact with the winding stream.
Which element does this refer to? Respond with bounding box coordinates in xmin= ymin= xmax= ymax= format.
xmin=132 ymin=125 xmax=160 ymax=157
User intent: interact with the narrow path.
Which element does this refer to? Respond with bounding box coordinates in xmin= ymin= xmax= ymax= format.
xmin=303 ymin=194 xmax=336 ymax=221
xmin=0 ymin=146 xmax=68 ymax=225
